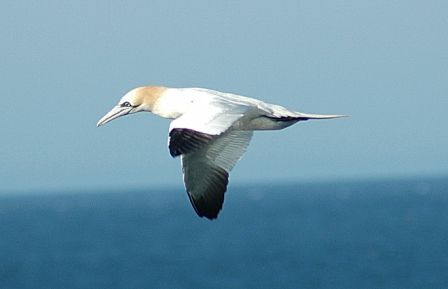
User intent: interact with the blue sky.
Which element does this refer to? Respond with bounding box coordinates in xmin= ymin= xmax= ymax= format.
xmin=1 ymin=1 xmax=447 ymax=193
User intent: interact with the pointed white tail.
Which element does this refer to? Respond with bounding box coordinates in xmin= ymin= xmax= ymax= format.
xmin=296 ymin=112 xmax=347 ymax=119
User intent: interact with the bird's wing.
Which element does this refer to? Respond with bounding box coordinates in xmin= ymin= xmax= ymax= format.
xmin=169 ymin=98 xmax=250 ymax=136
xmin=167 ymin=99 xmax=253 ymax=219
xmin=168 ymin=97 xmax=251 ymax=157
xmin=179 ymin=129 xmax=253 ymax=219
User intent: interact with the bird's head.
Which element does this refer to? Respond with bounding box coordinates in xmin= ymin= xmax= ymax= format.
xmin=96 ymin=86 xmax=165 ymax=127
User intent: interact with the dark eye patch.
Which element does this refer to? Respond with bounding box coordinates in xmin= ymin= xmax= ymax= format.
xmin=121 ymin=101 xmax=132 ymax=107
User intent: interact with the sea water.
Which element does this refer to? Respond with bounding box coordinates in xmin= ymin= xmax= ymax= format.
xmin=0 ymin=177 xmax=447 ymax=289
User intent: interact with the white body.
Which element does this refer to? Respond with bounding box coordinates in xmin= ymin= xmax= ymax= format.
xmin=153 ymin=88 xmax=341 ymax=134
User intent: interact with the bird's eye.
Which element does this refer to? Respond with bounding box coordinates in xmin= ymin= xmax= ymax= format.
xmin=121 ymin=101 xmax=132 ymax=107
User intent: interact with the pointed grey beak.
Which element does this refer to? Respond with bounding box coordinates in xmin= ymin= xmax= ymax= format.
xmin=97 ymin=105 xmax=133 ymax=127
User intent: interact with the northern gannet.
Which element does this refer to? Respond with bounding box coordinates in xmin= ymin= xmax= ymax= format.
xmin=97 ymin=86 xmax=344 ymax=219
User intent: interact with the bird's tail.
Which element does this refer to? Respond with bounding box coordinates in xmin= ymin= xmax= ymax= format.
xmin=294 ymin=112 xmax=347 ymax=120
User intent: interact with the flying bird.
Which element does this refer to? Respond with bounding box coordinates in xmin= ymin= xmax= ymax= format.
xmin=97 ymin=86 xmax=344 ymax=219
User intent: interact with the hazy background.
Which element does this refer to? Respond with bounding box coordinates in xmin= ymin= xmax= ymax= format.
xmin=1 ymin=0 xmax=447 ymax=193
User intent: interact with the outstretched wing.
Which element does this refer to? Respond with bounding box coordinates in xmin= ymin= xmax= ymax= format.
xmin=179 ymin=130 xmax=253 ymax=219
xmin=167 ymin=98 xmax=253 ymax=219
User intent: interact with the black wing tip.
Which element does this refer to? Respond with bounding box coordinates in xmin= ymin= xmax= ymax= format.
xmin=198 ymin=209 xmax=220 ymax=220
xmin=203 ymin=206 xmax=221 ymax=219
xmin=187 ymin=187 xmax=227 ymax=220
xmin=186 ymin=169 xmax=229 ymax=220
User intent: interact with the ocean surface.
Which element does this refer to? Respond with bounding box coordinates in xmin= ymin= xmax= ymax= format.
xmin=0 ymin=177 xmax=447 ymax=289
